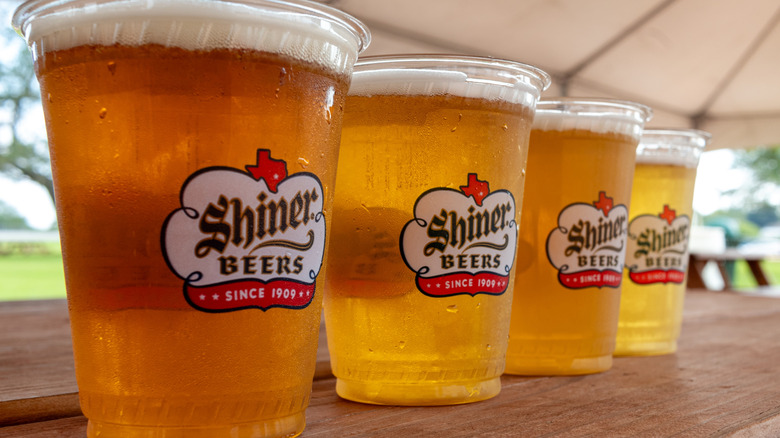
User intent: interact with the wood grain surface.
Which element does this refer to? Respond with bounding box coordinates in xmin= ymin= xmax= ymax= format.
xmin=2 ymin=290 xmax=779 ymax=437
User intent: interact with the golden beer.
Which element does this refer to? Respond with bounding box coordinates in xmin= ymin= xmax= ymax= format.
xmin=14 ymin=0 xmax=368 ymax=436
xmin=615 ymin=129 xmax=710 ymax=356
xmin=506 ymin=99 xmax=651 ymax=375
xmin=325 ymin=56 xmax=549 ymax=405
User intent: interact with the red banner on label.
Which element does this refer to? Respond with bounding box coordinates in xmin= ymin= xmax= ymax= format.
xmin=416 ymin=272 xmax=509 ymax=297
xmin=559 ymin=269 xmax=622 ymax=289
xmin=185 ymin=279 xmax=315 ymax=312
xmin=629 ymin=269 xmax=685 ymax=285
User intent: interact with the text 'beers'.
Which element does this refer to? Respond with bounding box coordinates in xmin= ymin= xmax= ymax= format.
xmin=196 ymin=188 xmax=320 ymax=276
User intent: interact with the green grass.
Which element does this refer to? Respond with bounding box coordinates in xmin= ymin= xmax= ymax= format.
xmin=0 ymin=251 xmax=67 ymax=301
xmin=731 ymin=259 xmax=780 ymax=290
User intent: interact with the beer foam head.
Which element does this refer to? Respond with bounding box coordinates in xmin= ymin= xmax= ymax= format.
xmin=636 ymin=129 xmax=711 ymax=168
xmin=533 ymin=98 xmax=652 ymax=141
xmin=348 ymin=55 xmax=550 ymax=106
xmin=13 ymin=0 xmax=370 ymax=74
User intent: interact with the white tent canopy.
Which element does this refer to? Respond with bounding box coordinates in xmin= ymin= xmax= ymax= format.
xmin=330 ymin=0 xmax=780 ymax=150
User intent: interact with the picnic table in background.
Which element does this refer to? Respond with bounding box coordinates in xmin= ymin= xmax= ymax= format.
xmin=687 ymin=249 xmax=777 ymax=292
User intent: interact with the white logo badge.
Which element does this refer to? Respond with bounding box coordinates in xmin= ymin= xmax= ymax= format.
xmin=626 ymin=205 xmax=690 ymax=284
xmin=546 ymin=191 xmax=628 ymax=289
xmin=400 ymin=174 xmax=517 ymax=297
xmin=161 ymin=149 xmax=325 ymax=312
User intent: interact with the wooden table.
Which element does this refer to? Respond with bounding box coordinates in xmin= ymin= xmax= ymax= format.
xmin=687 ymin=250 xmax=775 ymax=290
xmin=2 ymin=290 xmax=780 ymax=437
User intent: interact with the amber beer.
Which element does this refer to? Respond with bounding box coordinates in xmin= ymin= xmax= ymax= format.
xmin=13 ymin=0 xmax=368 ymax=436
xmin=325 ymin=55 xmax=549 ymax=405
xmin=506 ymin=99 xmax=651 ymax=375
xmin=615 ymin=129 xmax=710 ymax=356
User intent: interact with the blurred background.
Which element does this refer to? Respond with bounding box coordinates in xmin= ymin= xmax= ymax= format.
xmin=1 ymin=0 xmax=779 ymax=299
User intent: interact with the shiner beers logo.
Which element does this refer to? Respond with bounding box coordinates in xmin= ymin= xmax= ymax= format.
xmin=626 ymin=205 xmax=690 ymax=285
xmin=400 ymin=174 xmax=517 ymax=297
xmin=546 ymin=191 xmax=628 ymax=289
xmin=161 ymin=149 xmax=325 ymax=312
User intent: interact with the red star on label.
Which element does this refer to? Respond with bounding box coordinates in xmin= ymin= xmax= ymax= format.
xmin=593 ymin=191 xmax=613 ymax=217
xmin=460 ymin=173 xmax=490 ymax=206
xmin=659 ymin=204 xmax=676 ymax=225
xmin=245 ymin=149 xmax=287 ymax=193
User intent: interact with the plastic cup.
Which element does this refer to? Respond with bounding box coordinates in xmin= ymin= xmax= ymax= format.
xmin=615 ymin=129 xmax=711 ymax=356
xmin=506 ymin=98 xmax=652 ymax=375
xmin=12 ymin=0 xmax=368 ymax=436
xmin=324 ymin=55 xmax=549 ymax=405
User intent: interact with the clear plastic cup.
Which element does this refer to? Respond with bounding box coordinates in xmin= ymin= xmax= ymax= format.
xmin=325 ymin=55 xmax=549 ymax=404
xmin=616 ymin=129 xmax=711 ymax=356
xmin=506 ymin=98 xmax=652 ymax=375
xmin=13 ymin=0 xmax=369 ymax=436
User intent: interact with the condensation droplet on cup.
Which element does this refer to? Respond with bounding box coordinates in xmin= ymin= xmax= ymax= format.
xmin=323 ymin=86 xmax=335 ymax=125
xmin=276 ymin=68 xmax=286 ymax=99
xmin=502 ymin=124 xmax=508 ymax=131
xmin=397 ymin=341 xmax=406 ymax=350
xmin=486 ymin=344 xmax=492 ymax=351
xmin=99 ymin=108 xmax=108 ymax=119
xmin=451 ymin=113 xmax=463 ymax=132
xmin=297 ymin=157 xmax=309 ymax=169
xmin=521 ymin=168 xmax=526 ymax=177
xmin=446 ymin=305 xmax=458 ymax=313
xmin=475 ymin=302 xmax=481 ymax=309
xmin=47 ymin=93 xmax=52 ymax=103
xmin=107 ymin=61 xmax=116 ymax=75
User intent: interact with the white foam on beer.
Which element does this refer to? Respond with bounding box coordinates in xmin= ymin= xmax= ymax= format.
xmin=533 ymin=107 xmax=647 ymax=140
xmin=635 ymin=149 xmax=700 ymax=168
xmin=635 ymin=131 xmax=708 ymax=168
xmin=348 ymin=68 xmax=541 ymax=106
xmin=20 ymin=0 xmax=364 ymax=74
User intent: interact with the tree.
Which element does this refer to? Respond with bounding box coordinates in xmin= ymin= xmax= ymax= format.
xmin=733 ymin=146 xmax=780 ymax=186
xmin=0 ymin=7 xmax=54 ymax=204
xmin=722 ymin=145 xmax=780 ymax=215
xmin=746 ymin=203 xmax=779 ymax=228
xmin=0 ymin=200 xmax=32 ymax=230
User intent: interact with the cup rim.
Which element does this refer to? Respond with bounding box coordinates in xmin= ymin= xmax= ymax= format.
xmin=352 ymin=54 xmax=552 ymax=94
xmin=640 ymin=128 xmax=713 ymax=149
xmin=12 ymin=0 xmax=371 ymax=54
xmin=537 ymin=97 xmax=653 ymax=123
